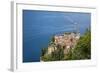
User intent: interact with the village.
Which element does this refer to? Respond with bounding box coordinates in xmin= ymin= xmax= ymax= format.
xmin=47 ymin=32 xmax=80 ymax=55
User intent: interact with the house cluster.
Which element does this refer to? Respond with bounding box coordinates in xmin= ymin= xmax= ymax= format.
xmin=47 ymin=32 xmax=80 ymax=54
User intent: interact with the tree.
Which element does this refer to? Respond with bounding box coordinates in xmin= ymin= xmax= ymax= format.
xmin=51 ymin=48 xmax=64 ymax=61
xmin=71 ymin=29 xmax=91 ymax=59
xmin=41 ymin=29 xmax=91 ymax=61
xmin=41 ymin=48 xmax=47 ymax=56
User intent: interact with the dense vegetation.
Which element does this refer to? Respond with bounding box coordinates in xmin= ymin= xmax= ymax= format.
xmin=70 ymin=29 xmax=91 ymax=60
xmin=41 ymin=30 xmax=91 ymax=61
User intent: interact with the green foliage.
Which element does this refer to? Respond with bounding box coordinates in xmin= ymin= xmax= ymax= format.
xmin=41 ymin=48 xmax=47 ymax=56
xmin=71 ymin=29 xmax=91 ymax=60
xmin=41 ymin=46 xmax=64 ymax=61
xmin=51 ymin=48 xmax=64 ymax=61
xmin=41 ymin=54 xmax=53 ymax=61
xmin=41 ymin=29 xmax=91 ymax=61
xmin=63 ymin=49 xmax=73 ymax=60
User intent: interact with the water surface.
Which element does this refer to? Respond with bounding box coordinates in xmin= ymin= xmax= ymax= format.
xmin=23 ymin=10 xmax=91 ymax=62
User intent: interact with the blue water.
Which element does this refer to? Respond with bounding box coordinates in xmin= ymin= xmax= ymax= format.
xmin=23 ymin=10 xmax=91 ymax=62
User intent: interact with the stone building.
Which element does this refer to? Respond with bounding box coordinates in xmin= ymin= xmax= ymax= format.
xmin=47 ymin=32 xmax=80 ymax=55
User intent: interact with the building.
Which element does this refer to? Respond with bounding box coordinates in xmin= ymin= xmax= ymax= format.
xmin=47 ymin=32 xmax=80 ymax=54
